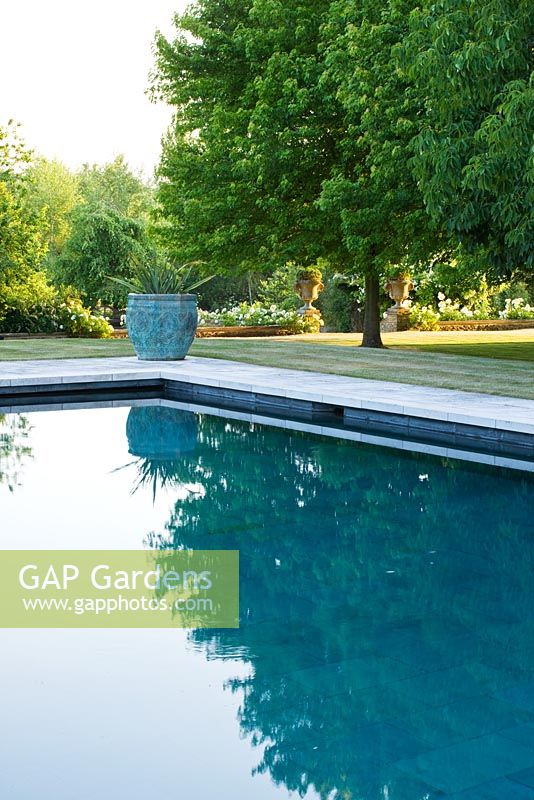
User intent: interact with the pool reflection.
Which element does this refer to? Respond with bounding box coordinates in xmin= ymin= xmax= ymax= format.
xmin=132 ymin=404 xmax=534 ymax=798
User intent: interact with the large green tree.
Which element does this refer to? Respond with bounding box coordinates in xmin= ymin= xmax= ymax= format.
xmin=319 ymin=0 xmax=441 ymax=345
xmin=152 ymin=0 xmax=284 ymax=273
xmin=152 ymin=0 xmax=347 ymax=321
xmin=404 ymin=0 xmax=534 ymax=273
xmin=152 ymin=0 xmax=440 ymax=346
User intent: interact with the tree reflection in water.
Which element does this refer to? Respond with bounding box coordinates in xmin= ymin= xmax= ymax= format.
xmin=132 ymin=404 xmax=534 ymax=799
xmin=0 ymin=414 xmax=32 ymax=493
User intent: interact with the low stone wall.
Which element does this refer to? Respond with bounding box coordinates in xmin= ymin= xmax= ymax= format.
xmin=195 ymin=325 xmax=292 ymax=338
xmin=1 ymin=326 xmax=293 ymax=340
xmin=436 ymin=319 xmax=534 ymax=331
xmin=0 ymin=332 xmax=69 ymax=340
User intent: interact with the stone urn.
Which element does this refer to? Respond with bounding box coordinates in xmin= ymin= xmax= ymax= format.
xmin=294 ymin=273 xmax=324 ymax=316
xmin=126 ymin=293 xmax=198 ymax=361
xmin=385 ymin=275 xmax=414 ymax=309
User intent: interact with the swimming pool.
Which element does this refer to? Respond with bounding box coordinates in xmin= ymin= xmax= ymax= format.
xmin=1 ymin=401 xmax=534 ymax=798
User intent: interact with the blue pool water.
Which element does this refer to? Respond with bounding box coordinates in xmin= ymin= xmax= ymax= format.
xmin=1 ymin=402 xmax=534 ymax=799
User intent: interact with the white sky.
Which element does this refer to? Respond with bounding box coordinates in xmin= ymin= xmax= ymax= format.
xmin=0 ymin=0 xmax=189 ymax=177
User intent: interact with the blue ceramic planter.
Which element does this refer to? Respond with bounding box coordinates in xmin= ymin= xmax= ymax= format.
xmin=126 ymin=293 xmax=198 ymax=361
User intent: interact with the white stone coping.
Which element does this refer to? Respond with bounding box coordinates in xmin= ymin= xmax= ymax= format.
xmin=0 ymin=355 xmax=533 ymax=436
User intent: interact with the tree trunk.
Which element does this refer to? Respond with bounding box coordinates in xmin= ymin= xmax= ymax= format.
xmin=362 ymin=272 xmax=384 ymax=348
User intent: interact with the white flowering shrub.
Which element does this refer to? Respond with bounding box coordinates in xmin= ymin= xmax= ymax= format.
xmin=198 ymin=302 xmax=321 ymax=333
xmin=409 ymin=292 xmax=534 ymax=329
xmin=56 ymin=297 xmax=114 ymax=338
xmin=409 ymin=304 xmax=441 ymax=330
xmin=436 ymin=294 xmax=470 ymax=321
xmin=498 ymin=298 xmax=534 ymax=320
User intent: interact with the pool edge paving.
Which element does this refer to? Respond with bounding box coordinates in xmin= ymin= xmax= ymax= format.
xmin=0 ymin=355 xmax=532 ymax=463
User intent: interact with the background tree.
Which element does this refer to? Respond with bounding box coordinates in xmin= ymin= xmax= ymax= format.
xmin=0 ymin=122 xmax=48 ymax=276
xmin=152 ymin=0 xmax=273 ymax=274
xmin=0 ymin=122 xmax=54 ymax=332
xmin=57 ymin=203 xmax=152 ymax=306
xmin=78 ymin=155 xmax=154 ymax=218
xmin=152 ymin=0 xmax=346 ymax=296
xmin=26 ymin=157 xmax=80 ymax=261
xmin=54 ymin=156 xmax=157 ymax=306
xmin=403 ymin=0 xmax=534 ymax=274
xmin=0 ymin=125 xmax=156 ymax=330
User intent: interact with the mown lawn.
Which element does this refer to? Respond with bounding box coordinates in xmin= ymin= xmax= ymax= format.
xmin=0 ymin=329 xmax=533 ymax=399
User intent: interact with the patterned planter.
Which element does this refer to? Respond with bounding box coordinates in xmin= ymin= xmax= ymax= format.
xmin=126 ymin=293 xmax=198 ymax=361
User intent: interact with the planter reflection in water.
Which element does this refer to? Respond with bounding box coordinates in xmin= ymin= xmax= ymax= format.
xmin=122 ymin=406 xmax=198 ymax=499
xmin=126 ymin=294 xmax=198 ymax=361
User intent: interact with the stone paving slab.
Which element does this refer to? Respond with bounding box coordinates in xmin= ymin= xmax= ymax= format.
xmin=0 ymin=355 xmax=533 ymax=435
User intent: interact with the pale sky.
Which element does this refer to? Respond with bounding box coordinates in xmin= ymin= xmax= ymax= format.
xmin=1 ymin=0 xmax=189 ymax=177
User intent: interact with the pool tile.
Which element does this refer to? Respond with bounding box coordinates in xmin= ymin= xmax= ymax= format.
xmin=293 ymin=722 xmax=431 ymax=772
xmin=347 ymin=722 xmax=431 ymax=763
xmin=447 ymin=777 xmax=534 ymax=799
xmin=364 ymin=624 xmax=484 ymax=672
xmin=501 ymin=724 xmax=534 ymax=749
xmin=495 ymin=683 xmax=534 ymax=714
xmin=389 ymin=662 xmax=508 ymax=710
xmin=508 ymin=768 xmax=534 ymax=790
xmin=286 ymin=652 xmax=420 ymax=696
xmin=394 ymin=734 xmax=534 ymax=794
xmin=389 ymin=694 xmax=534 ymax=748
xmin=382 ymin=768 xmax=447 ymax=799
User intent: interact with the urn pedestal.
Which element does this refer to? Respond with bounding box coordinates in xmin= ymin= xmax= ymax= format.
xmin=380 ymin=307 xmax=411 ymax=332
xmin=381 ymin=276 xmax=414 ymax=333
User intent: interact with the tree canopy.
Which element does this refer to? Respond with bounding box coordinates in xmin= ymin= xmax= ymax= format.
xmin=318 ymin=0 xmax=442 ymax=343
xmin=0 ymin=122 xmax=48 ymax=277
xmin=26 ymin=157 xmax=80 ymax=258
xmin=152 ymin=0 xmax=442 ymax=345
xmin=77 ymin=155 xmax=154 ymax=218
xmin=403 ymin=0 xmax=534 ymax=274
